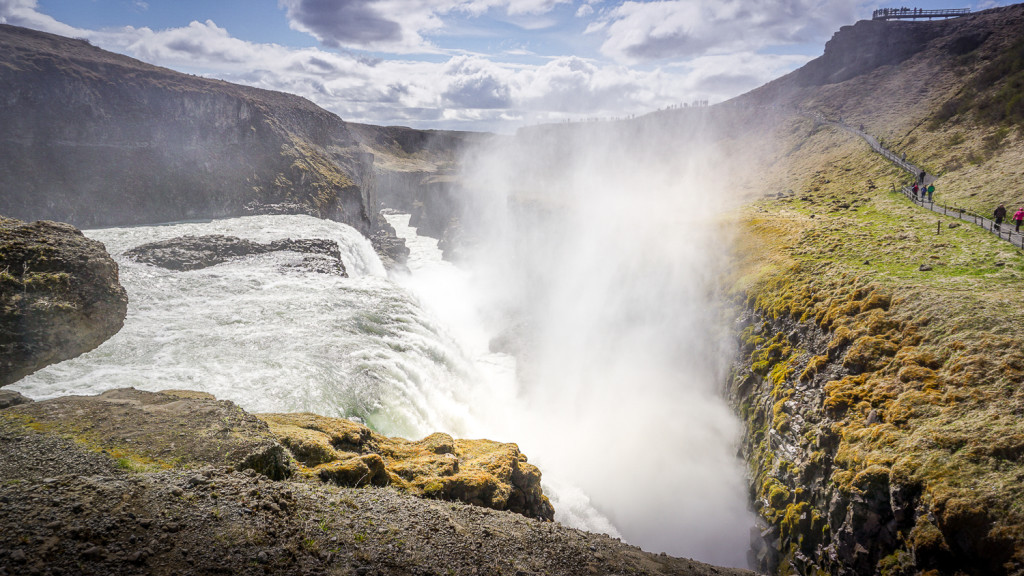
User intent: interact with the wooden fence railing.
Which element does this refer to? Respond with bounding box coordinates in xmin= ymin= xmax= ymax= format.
xmin=871 ymin=7 xmax=970 ymax=20
xmin=799 ymin=109 xmax=1023 ymax=248
xmin=896 ymin=184 xmax=1024 ymax=248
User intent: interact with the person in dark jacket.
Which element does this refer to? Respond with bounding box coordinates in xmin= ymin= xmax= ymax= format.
xmin=995 ymin=204 xmax=1007 ymax=231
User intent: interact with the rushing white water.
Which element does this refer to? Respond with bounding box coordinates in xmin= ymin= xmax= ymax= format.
xmin=384 ymin=213 xmax=624 ymax=538
xmin=10 ymin=215 xmax=488 ymax=440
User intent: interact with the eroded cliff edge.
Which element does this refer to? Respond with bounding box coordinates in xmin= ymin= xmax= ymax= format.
xmin=0 ymin=387 xmax=753 ymax=576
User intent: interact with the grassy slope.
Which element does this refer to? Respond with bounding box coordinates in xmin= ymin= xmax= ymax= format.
xmin=790 ymin=7 xmax=1024 ymax=216
xmin=721 ymin=6 xmax=1024 ymax=569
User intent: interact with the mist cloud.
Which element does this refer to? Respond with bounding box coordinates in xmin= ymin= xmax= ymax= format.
xmin=452 ymin=115 xmax=758 ymax=567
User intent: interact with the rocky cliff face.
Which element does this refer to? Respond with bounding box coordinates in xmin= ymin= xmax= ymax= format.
xmin=717 ymin=7 xmax=1024 ymax=573
xmin=729 ymin=275 xmax=1022 ymax=575
xmin=0 ymin=216 xmax=128 ymax=386
xmin=730 ymin=285 xmax=905 ymax=575
xmin=792 ymin=20 xmax=935 ymax=87
xmin=0 ymin=24 xmax=381 ymax=234
xmin=346 ymin=122 xmax=490 ymax=251
xmin=726 ymin=250 xmax=1024 ymax=576
xmin=376 ymin=169 xmax=461 ymax=239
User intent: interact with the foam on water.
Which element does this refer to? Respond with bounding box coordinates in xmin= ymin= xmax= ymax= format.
xmin=11 ymin=215 xmax=481 ymax=439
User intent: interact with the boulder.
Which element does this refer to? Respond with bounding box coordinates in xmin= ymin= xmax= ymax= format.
xmin=0 ymin=389 xmax=32 ymax=409
xmin=259 ymin=412 xmax=556 ymax=521
xmin=0 ymin=216 xmax=128 ymax=385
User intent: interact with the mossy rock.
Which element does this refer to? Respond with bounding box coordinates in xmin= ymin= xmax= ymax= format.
xmin=843 ymin=335 xmax=899 ymax=373
xmin=258 ymin=412 xmax=555 ymax=520
xmin=316 ymin=454 xmax=389 ymax=487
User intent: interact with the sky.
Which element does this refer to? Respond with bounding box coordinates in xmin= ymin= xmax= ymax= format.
xmin=0 ymin=0 xmax=1013 ymax=133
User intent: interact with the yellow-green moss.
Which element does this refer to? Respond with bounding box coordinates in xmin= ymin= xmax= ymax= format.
xmin=764 ymin=478 xmax=791 ymax=509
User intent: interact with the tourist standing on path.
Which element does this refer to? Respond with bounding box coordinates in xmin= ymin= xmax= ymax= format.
xmin=995 ymin=204 xmax=1007 ymax=231
xmin=927 ymin=183 xmax=934 ymax=202
xmin=913 ymin=183 xmax=919 ymax=200
xmin=1014 ymin=208 xmax=1024 ymax=233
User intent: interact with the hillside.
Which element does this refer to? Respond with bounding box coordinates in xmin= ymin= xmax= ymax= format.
xmin=712 ymin=4 xmax=1024 ymax=575
xmin=738 ymin=3 xmax=1024 ymax=214
xmin=0 ymin=24 xmax=476 ymax=240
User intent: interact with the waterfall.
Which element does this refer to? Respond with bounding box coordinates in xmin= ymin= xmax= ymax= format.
xmin=10 ymin=215 xmax=484 ymax=440
xmin=441 ymin=119 xmax=757 ymax=567
xmin=13 ymin=198 xmax=755 ymax=567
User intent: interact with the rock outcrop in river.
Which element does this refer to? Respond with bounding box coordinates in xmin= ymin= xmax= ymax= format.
xmin=125 ymin=235 xmax=349 ymax=276
xmin=0 ymin=216 xmax=127 ymax=386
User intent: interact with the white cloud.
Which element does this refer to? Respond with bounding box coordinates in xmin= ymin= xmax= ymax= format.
xmin=591 ymin=0 xmax=866 ymax=64
xmin=440 ymin=55 xmax=513 ymax=108
xmin=576 ymin=4 xmax=593 ymax=17
xmin=503 ymin=0 xmax=571 ymax=15
xmin=0 ymin=0 xmax=86 ymax=38
xmin=278 ymin=0 xmax=572 ymax=52
xmin=674 ymin=51 xmax=812 ymax=95
xmin=0 ymin=0 xmax=819 ymax=131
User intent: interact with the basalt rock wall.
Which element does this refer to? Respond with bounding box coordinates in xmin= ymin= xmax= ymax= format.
xmin=730 ymin=275 xmax=1018 ymax=575
xmin=376 ymin=169 xmax=460 ymax=239
xmin=731 ymin=303 xmax=904 ymax=574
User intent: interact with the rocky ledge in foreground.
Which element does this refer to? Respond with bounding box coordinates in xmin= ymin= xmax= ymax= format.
xmin=124 ymin=234 xmax=348 ymax=276
xmin=0 ymin=389 xmax=756 ymax=576
xmin=260 ymin=412 xmax=554 ymax=521
xmin=0 ymin=216 xmax=128 ymax=386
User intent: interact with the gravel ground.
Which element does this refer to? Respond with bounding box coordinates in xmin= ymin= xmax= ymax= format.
xmin=0 ymin=465 xmax=757 ymax=576
xmin=0 ymin=397 xmax=759 ymax=576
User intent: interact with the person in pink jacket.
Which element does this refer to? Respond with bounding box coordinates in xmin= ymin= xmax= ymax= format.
xmin=1014 ymin=208 xmax=1024 ymax=233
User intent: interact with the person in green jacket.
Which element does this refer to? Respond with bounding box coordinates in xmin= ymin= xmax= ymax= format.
xmin=927 ymin=183 xmax=934 ymax=202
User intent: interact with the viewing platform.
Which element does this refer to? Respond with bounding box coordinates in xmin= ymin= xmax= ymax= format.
xmin=871 ymin=7 xmax=971 ymax=20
